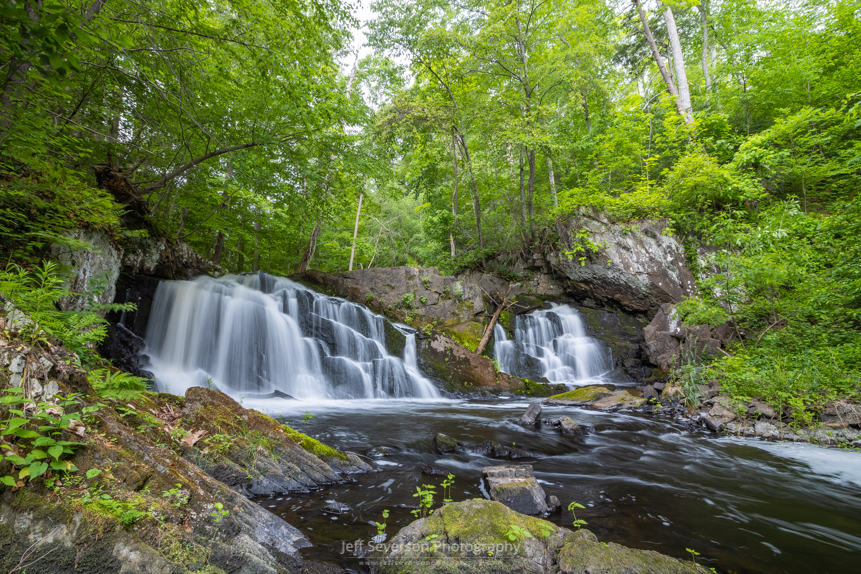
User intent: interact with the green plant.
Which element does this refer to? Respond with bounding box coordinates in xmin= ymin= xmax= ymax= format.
xmin=88 ymin=369 xmax=150 ymax=401
xmin=374 ymin=509 xmax=390 ymax=541
xmin=562 ymin=229 xmax=603 ymax=266
xmin=421 ymin=276 xmax=431 ymax=289
xmin=420 ymin=296 xmax=428 ymax=305
xmin=210 ymin=502 xmax=229 ymax=524
xmin=169 ymin=426 xmax=190 ymax=443
xmin=302 ymin=411 xmax=314 ymax=432
xmin=365 ymin=293 xmax=374 ymax=303
xmin=163 ymin=484 xmax=190 ymax=507
xmin=686 ymin=548 xmax=700 ymax=565
xmin=411 ymin=484 xmax=436 ymax=518
xmin=0 ymin=387 xmax=91 ymax=487
xmin=400 ymin=293 xmax=415 ymax=309
xmin=567 ymin=501 xmax=587 ymax=530
xmin=440 ymin=473 xmax=455 ymax=503
xmin=504 ymin=524 xmax=532 ymax=542
xmin=203 ymin=434 xmax=235 ymax=458
xmin=424 ymin=533 xmax=440 ymax=553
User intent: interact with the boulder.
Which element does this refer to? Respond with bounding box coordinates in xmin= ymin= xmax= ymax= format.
xmin=643 ymin=385 xmax=660 ymax=402
xmin=482 ymin=465 xmax=549 ymax=515
xmin=708 ymin=396 xmax=739 ymax=422
xmin=556 ymin=416 xmax=583 ymax=436
xmin=592 ymin=390 xmax=647 ymax=410
xmin=661 ymin=383 xmax=685 ymax=403
xmin=703 ymin=416 xmax=724 ymax=432
xmin=544 ymin=385 xmax=613 ymax=406
xmin=519 ymin=402 xmax=542 ymax=425
xmin=421 ymin=465 xmax=449 ymax=476
xmin=643 ymin=303 xmax=683 ymax=369
xmin=434 ymin=432 xmax=460 ymax=453
xmin=748 ymin=400 xmax=778 ymax=420
xmin=819 ymin=401 xmax=861 ymax=427
xmin=558 ymin=537 xmax=702 ymax=574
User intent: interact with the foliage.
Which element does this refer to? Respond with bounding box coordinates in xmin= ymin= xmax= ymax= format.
xmin=504 ymin=524 xmax=532 ymax=543
xmin=411 ymin=483 xmax=436 ymax=518
xmin=88 ymin=369 xmax=151 ymax=401
xmin=567 ymin=501 xmax=587 ymax=530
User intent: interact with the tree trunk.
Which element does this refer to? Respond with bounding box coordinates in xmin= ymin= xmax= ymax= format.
xmin=237 ymin=233 xmax=245 ymax=272
xmin=253 ymin=221 xmax=261 ymax=272
xmin=348 ymin=188 xmax=363 ymax=272
xmin=527 ymin=148 xmax=536 ymax=228
xmin=476 ymin=299 xmax=506 ymax=356
xmin=450 ymin=129 xmax=459 ymax=258
xmin=456 ymin=132 xmax=484 ymax=250
xmin=581 ymin=90 xmax=592 ymax=133
xmin=175 ymin=207 xmax=189 ymax=237
xmin=519 ymin=146 xmax=526 ymax=225
xmin=633 ymin=0 xmax=691 ymax=123
xmin=213 ymin=231 xmax=224 ymax=265
xmin=547 ymin=154 xmax=558 ymax=209
xmin=663 ymin=4 xmax=694 ymax=123
xmin=295 ymin=223 xmax=321 ymax=273
xmin=698 ymin=2 xmax=712 ymax=94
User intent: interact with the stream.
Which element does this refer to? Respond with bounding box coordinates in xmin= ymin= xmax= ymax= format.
xmin=246 ymin=397 xmax=861 ymax=574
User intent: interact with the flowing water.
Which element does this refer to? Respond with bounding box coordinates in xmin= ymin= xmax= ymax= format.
xmin=141 ymin=275 xmax=861 ymax=573
xmin=249 ymin=399 xmax=861 ymax=574
xmin=144 ymin=273 xmax=439 ymax=399
xmin=494 ymin=304 xmax=614 ymax=385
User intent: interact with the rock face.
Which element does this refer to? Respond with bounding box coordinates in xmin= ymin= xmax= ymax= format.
xmin=548 ymin=216 xmax=697 ymax=315
xmin=52 ymin=229 xmax=123 ymax=313
xmin=482 ymin=465 xmax=549 ymax=515
xmin=644 ymin=303 xmax=724 ymax=370
xmin=374 ymin=500 xmax=702 ymax=574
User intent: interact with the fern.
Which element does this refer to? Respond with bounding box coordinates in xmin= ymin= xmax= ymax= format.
xmin=88 ymin=369 xmax=151 ymax=401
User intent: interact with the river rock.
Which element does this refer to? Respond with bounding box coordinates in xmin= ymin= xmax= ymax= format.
xmin=421 ymin=465 xmax=449 ymax=476
xmin=819 ymin=401 xmax=861 ymax=427
xmin=482 ymin=465 xmax=549 ymax=515
xmin=434 ymin=432 xmax=459 ymax=453
xmin=367 ymin=446 xmax=397 ymax=458
xmin=749 ymin=400 xmax=778 ymax=420
xmin=556 ymin=416 xmax=583 ymax=436
xmin=544 ymin=385 xmax=613 ymax=406
xmin=703 ymin=416 xmax=724 ymax=432
xmin=324 ymin=501 xmax=351 ymax=514
xmin=592 ymin=390 xmax=647 ymax=410
xmin=519 ymin=402 xmax=542 ymax=425
xmin=643 ymin=384 xmax=660 ymax=402
xmin=709 ymin=396 xmax=739 ymax=422
xmin=558 ymin=537 xmax=702 ymax=574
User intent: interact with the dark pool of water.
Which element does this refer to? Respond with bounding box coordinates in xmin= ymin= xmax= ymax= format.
xmin=246 ymin=398 xmax=861 ymax=574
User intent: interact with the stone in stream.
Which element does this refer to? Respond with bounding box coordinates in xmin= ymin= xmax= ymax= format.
xmin=324 ymin=501 xmax=351 ymax=514
xmin=434 ymin=432 xmax=459 ymax=453
xmin=434 ymin=432 xmax=536 ymax=459
xmin=556 ymin=416 xmax=583 ymax=436
xmin=518 ymin=402 xmax=542 ymax=425
xmin=366 ymin=446 xmax=396 ymax=458
xmin=703 ymin=416 xmax=724 ymax=432
xmin=543 ymin=385 xmax=613 ymax=406
xmin=547 ymin=495 xmax=562 ymax=512
xmin=482 ymin=464 xmax=549 ymax=515
xmin=421 ymin=464 xmax=449 ymax=476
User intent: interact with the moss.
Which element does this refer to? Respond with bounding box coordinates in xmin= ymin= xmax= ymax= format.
xmin=384 ymin=319 xmax=407 ymax=358
xmin=557 ymin=538 xmax=702 ymax=574
xmin=546 ymin=386 xmax=613 ymax=403
xmin=443 ymin=321 xmax=485 ymax=353
xmin=498 ymin=311 xmax=514 ymax=334
xmin=282 ymin=426 xmax=348 ymax=461
xmin=513 ymin=378 xmax=567 ymax=397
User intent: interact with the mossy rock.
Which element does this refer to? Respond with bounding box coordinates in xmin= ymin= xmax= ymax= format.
xmin=383 ymin=318 xmax=407 ymax=358
xmin=442 ymin=321 xmax=485 ymax=354
xmin=545 ymin=386 xmax=614 ymax=405
xmin=558 ymin=537 xmax=704 ymax=574
xmin=512 ymin=378 xmax=567 ymax=397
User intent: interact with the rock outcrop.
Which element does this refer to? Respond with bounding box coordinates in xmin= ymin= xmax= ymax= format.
xmin=643 ymin=303 xmax=725 ymax=370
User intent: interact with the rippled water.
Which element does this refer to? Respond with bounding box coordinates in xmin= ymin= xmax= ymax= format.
xmin=247 ymin=398 xmax=861 ymax=574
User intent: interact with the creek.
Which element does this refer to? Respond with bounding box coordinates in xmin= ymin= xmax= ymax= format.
xmin=140 ymin=273 xmax=861 ymax=574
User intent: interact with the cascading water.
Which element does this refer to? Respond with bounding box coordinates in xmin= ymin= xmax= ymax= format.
xmin=494 ymin=304 xmax=612 ymax=385
xmin=144 ymin=272 xmax=440 ymax=400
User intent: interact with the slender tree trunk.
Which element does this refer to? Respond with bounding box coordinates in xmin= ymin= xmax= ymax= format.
xmin=253 ymin=221 xmax=261 ymax=272
xmin=237 ymin=233 xmax=245 ymax=272
xmin=476 ymin=297 xmax=507 ymax=356
xmin=295 ymin=223 xmax=321 ymax=273
xmin=698 ymin=2 xmax=712 ymax=94
xmin=663 ymin=4 xmax=694 ymax=122
xmin=633 ymin=0 xmax=690 ymax=123
xmin=527 ymin=148 xmax=536 ymax=231
xmin=213 ymin=232 xmax=224 ymax=265
xmin=175 ymin=207 xmax=189 ymax=237
xmin=581 ymin=90 xmax=592 ymax=133
xmin=450 ymin=129 xmax=459 ymax=258
xmin=348 ymin=185 xmax=364 ymax=272
xmin=547 ymin=154 xmax=558 ymax=209
xmin=457 ymin=132 xmax=484 ymax=250
xmin=519 ymin=146 xmax=526 ymax=225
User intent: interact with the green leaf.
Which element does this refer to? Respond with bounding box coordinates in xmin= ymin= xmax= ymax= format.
xmin=5 ymin=455 xmax=29 ymax=465
xmin=1 ymin=476 xmax=17 ymax=487
xmin=1 ymin=418 xmax=28 ymax=434
xmin=28 ymin=461 xmax=48 ymax=479
xmin=12 ymin=430 xmax=41 ymax=439
xmin=47 ymin=445 xmax=63 ymax=460
xmin=29 ymin=449 xmax=48 ymax=459
xmin=86 ymin=468 xmax=101 ymax=479
xmin=32 ymin=436 xmax=57 ymax=447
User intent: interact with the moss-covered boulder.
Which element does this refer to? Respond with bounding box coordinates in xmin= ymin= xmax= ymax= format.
xmin=374 ymin=500 xmax=704 ymax=574
xmin=544 ymin=386 xmax=614 ymax=405
xmin=558 ymin=537 xmax=703 ymax=574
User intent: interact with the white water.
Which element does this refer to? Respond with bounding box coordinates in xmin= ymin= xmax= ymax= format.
xmin=494 ymin=304 xmax=612 ymax=385
xmin=144 ymin=273 xmax=440 ymax=400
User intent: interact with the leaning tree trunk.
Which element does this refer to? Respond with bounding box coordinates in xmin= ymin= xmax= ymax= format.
xmin=663 ymin=4 xmax=694 ymax=123
xmin=295 ymin=223 xmax=321 ymax=273
xmin=348 ymin=183 xmax=364 ymax=272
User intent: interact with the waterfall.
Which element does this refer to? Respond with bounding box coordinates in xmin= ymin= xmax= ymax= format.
xmin=144 ymin=272 xmax=440 ymax=400
xmin=494 ymin=304 xmax=612 ymax=386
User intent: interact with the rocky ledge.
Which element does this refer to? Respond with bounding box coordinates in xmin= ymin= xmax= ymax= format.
xmin=0 ymin=310 xmax=369 ymax=574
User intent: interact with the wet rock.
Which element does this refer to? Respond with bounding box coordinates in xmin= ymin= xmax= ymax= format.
xmin=558 ymin=536 xmax=702 ymax=574
xmin=324 ymin=501 xmax=351 ymax=514
xmin=519 ymin=402 xmax=542 ymax=425
xmin=366 ymin=446 xmax=397 ymax=458
xmin=749 ymin=400 xmax=778 ymax=420
xmin=434 ymin=432 xmax=459 ymax=453
xmin=556 ymin=416 xmax=583 ymax=436
xmin=544 ymin=385 xmax=613 ymax=406
xmin=421 ymin=465 xmax=449 ymax=476
xmin=643 ymin=384 xmax=660 ymax=402
xmin=482 ymin=465 xmax=549 ymax=515
xmin=592 ymin=390 xmax=647 ymax=410
xmin=819 ymin=401 xmax=861 ymax=427
xmin=548 ymin=495 xmax=562 ymax=512
xmin=661 ymin=383 xmax=685 ymax=403
xmin=703 ymin=416 xmax=724 ymax=432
